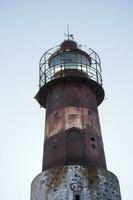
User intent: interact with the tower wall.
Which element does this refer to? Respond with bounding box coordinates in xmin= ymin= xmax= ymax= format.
xmin=31 ymin=166 xmax=121 ymax=200
xmin=42 ymin=78 xmax=106 ymax=170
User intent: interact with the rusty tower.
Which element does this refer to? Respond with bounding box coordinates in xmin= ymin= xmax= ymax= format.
xmin=30 ymin=38 xmax=121 ymax=200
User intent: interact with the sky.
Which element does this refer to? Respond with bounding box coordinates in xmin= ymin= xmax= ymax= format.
xmin=0 ymin=0 xmax=133 ymax=199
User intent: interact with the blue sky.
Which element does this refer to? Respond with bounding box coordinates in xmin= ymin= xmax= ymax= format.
xmin=0 ymin=0 xmax=133 ymax=199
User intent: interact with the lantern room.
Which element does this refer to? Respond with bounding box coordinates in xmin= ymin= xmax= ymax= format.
xmin=48 ymin=40 xmax=92 ymax=71
xmin=39 ymin=40 xmax=102 ymax=87
xmin=36 ymin=39 xmax=104 ymax=107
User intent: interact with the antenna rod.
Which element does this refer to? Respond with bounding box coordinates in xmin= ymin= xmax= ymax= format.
xmin=67 ymin=24 xmax=69 ymax=40
xmin=64 ymin=25 xmax=74 ymax=40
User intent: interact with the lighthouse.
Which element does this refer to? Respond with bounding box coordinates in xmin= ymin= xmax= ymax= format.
xmin=30 ymin=37 xmax=121 ymax=200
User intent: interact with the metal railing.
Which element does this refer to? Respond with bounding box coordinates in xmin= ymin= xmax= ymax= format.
xmin=39 ymin=45 xmax=103 ymax=88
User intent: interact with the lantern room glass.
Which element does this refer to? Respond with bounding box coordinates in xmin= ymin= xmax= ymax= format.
xmin=49 ymin=52 xmax=91 ymax=71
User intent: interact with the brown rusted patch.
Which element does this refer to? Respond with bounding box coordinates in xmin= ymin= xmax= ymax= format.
xmin=87 ymin=167 xmax=98 ymax=183
xmin=86 ymin=167 xmax=100 ymax=196
xmin=47 ymin=166 xmax=67 ymax=189
xmin=46 ymin=80 xmax=98 ymax=115
xmin=42 ymin=166 xmax=68 ymax=200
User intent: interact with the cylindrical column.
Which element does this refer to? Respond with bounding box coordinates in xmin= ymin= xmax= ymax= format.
xmin=43 ymin=76 xmax=106 ymax=170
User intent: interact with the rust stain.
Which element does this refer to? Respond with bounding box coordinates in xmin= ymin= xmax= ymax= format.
xmin=45 ymin=107 xmax=101 ymax=138
xmin=47 ymin=166 xmax=67 ymax=189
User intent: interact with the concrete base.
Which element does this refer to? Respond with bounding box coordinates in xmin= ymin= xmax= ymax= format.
xmin=30 ymin=165 xmax=121 ymax=200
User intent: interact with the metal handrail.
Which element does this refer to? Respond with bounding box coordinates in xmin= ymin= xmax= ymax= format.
xmin=39 ymin=45 xmax=103 ymax=88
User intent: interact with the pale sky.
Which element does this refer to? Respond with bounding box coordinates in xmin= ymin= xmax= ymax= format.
xmin=0 ymin=0 xmax=133 ymax=200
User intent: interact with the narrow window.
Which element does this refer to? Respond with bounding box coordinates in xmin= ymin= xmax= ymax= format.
xmin=91 ymin=144 xmax=96 ymax=149
xmin=52 ymin=138 xmax=58 ymax=149
xmin=75 ymin=195 xmax=80 ymax=200
xmin=73 ymin=189 xmax=81 ymax=200
xmin=88 ymin=110 xmax=91 ymax=115
xmin=90 ymin=137 xmax=95 ymax=142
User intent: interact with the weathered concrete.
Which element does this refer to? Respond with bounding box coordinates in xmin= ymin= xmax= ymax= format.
xmin=31 ymin=165 xmax=121 ymax=200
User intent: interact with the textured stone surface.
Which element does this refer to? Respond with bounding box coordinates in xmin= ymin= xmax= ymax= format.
xmin=31 ymin=165 xmax=121 ymax=200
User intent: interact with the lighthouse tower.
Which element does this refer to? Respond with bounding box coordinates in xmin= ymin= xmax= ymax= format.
xmin=30 ymin=37 xmax=121 ymax=200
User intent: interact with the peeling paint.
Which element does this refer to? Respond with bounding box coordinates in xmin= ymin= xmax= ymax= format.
xmin=45 ymin=107 xmax=101 ymax=138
